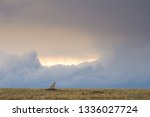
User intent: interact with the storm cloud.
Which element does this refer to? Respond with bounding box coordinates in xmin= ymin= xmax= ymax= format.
xmin=0 ymin=0 xmax=149 ymax=56
xmin=0 ymin=0 xmax=150 ymax=88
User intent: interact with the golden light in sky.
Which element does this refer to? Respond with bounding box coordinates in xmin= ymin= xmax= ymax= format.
xmin=39 ymin=56 xmax=98 ymax=66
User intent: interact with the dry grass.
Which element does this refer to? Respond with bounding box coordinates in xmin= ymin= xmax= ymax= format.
xmin=0 ymin=88 xmax=150 ymax=100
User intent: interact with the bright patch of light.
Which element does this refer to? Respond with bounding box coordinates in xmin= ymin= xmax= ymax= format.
xmin=39 ymin=57 xmax=97 ymax=66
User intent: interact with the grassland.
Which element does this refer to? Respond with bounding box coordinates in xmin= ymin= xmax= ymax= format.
xmin=0 ymin=88 xmax=150 ymax=100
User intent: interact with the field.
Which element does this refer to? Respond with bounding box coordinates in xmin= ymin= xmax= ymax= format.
xmin=0 ymin=88 xmax=150 ymax=100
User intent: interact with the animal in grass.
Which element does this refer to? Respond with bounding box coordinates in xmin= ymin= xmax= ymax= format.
xmin=50 ymin=82 xmax=56 ymax=90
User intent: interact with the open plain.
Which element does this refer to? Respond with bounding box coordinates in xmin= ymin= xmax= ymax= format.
xmin=0 ymin=88 xmax=150 ymax=100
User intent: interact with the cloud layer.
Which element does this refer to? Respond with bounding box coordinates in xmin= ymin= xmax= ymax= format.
xmin=0 ymin=0 xmax=149 ymax=57
xmin=0 ymin=1 xmax=150 ymax=88
xmin=0 ymin=51 xmax=150 ymax=88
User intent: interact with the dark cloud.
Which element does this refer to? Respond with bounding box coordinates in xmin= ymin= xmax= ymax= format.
xmin=1 ymin=0 xmax=149 ymax=37
xmin=0 ymin=0 xmax=149 ymax=48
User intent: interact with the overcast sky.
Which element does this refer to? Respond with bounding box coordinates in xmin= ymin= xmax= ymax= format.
xmin=0 ymin=0 xmax=150 ymax=88
xmin=0 ymin=0 xmax=149 ymax=60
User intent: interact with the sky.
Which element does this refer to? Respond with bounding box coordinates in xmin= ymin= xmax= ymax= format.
xmin=0 ymin=0 xmax=150 ymax=88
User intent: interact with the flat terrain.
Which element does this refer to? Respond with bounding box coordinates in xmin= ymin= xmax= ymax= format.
xmin=0 ymin=88 xmax=150 ymax=100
